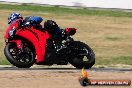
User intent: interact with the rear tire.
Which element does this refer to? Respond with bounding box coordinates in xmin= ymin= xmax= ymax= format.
xmin=69 ymin=41 xmax=95 ymax=69
xmin=4 ymin=42 xmax=35 ymax=68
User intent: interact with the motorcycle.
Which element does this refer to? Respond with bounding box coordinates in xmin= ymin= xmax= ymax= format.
xmin=4 ymin=20 xmax=95 ymax=69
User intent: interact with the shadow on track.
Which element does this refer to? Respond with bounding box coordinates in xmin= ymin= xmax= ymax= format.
xmin=0 ymin=66 xmax=77 ymax=71
xmin=0 ymin=66 xmax=131 ymax=71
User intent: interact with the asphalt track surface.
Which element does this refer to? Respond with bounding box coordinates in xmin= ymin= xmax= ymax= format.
xmin=0 ymin=66 xmax=131 ymax=71
xmin=0 ymin=66 xmax=131 ymax=88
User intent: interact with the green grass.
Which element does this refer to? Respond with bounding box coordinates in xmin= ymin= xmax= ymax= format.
xmin=105 ymin=36 xmax=124 ymax=41
xmin=0 ymin=59 xmax=10 ymax=65
xmin=1 ymin=3 xmax=132 ymax=17
xmin=96 ymin=56 xmax=132 ymax=65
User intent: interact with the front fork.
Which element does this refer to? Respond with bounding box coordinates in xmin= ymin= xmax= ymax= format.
xmin=6 ymin=39 xmax=23 ymax=49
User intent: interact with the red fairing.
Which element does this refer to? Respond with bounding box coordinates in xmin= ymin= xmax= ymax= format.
xmin=16 ymin=27 xmax=50 ymax=62
xmin=5 ymin=19 xmax=50 ymax=62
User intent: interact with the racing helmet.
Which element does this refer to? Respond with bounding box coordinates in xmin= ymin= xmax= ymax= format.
xmin=8 ymin=12 xmax=23 ymax=24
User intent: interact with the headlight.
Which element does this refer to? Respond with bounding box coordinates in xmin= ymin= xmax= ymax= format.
xmin=8 ymin=28 xmax=16 ymax=37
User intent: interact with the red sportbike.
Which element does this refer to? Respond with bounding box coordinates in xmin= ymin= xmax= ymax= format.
xmin=4 ymin=19 xmax=95 ymax=69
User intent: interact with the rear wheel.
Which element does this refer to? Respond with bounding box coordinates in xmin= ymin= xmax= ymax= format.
xmin=69 ymin=41 xmax=95 ymax=69
xmin=4 ymin=42 xmax=35 ymax=68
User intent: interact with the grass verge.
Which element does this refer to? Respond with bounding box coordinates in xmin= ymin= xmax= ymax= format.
xmin=96 ymin=56 xmax=132 ymax=65
xmin=1 ymin=3 xmax=132 ymax=17
xmin=0 ymin=59 xmax=10 ymax=65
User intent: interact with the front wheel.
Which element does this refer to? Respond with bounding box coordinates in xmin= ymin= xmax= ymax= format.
xmin=69 ymin=41 xmax=95 ymax=69
xmin=4 ymin=42 xmax=35 ymax=68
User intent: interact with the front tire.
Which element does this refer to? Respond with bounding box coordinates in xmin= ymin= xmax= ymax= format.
xmin=69 ymin=41 xmax=95 ymax=69
xmin=4 ymin=42 xmax=35 ymax=68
